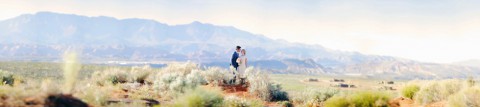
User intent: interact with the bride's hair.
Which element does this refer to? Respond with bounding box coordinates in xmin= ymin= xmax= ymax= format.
xmin=241 ymin=49 xmax=246 ymax=55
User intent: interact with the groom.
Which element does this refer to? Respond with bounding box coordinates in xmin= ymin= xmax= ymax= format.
xmin=230 ymin=46 xmax=241 ymax=84
xmin=231 ymin=46 xmax=241 ymax=70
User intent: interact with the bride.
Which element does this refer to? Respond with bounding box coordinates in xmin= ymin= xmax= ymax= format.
xmin=236 ymin=49 xmax=247 ymax=81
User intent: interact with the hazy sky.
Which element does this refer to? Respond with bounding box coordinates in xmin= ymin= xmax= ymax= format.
xmin=1 ymin=0 xmax=480 ymax=63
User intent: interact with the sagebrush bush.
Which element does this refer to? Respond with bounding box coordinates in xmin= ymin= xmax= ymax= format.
xmin=245 ymin=68 xmax=282 ymax=101
xmin=294 ymin=88 xmax=340 ymax=106
xmin=203 ymin=67 xmax=231 ymax=85
xmin=246 ymin=68 xmax=289 ymax=101
xmin=0 ymin=70 xmax=14 ymax=86
xmin=186 ymin=69 xmax=207 ymax=86
xmin=223 ymin=96 xmax=263 ymax=107
xmin=414 ymin=82 xmax=444 ymax=105
xmin=130 ymin=65 xmax=155 ymax=84
xmin=401 ymin=83 xmax=420 ymax=99
xmin=161 ymin=62 xmax=198 ymax=76
xmin=246 ymin=68 xmax=271 ymax=101
xmin=323 ymin=91 xmax=392 ymax=107
xmin=447 ymin=86 xmax=480 ymax=107
xmin=91 ymin=68 xmax=130 ymax=85
xmin=173 ymin=88 xmax=224 ymax=107
xmin=154 ymin=73 xmax=189 ymax=94
xmin=415 ymin=79 xmax=466 ymax=105
xmin=442 ymin=79 xmax=465 ymax=95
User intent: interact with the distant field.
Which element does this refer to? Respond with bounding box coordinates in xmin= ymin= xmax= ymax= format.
xmin=0 ymin=61 xmax=131 ymax=80
xmin=270 ymin=74 xmax=405 ymax=95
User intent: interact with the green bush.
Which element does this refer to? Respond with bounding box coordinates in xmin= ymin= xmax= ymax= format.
xmin=401 ymin=84 xmax=420 ymax=99
xmin=277 ymin=101 xmax=293 ymax=107
xmin=269 ymin=83 xmax=289 ymax=101
xmin=324 ymin=96 xmax=349 ymax=107
xmin=349 ymin=91 xmax=391 ymax=107
xmin=174 ymin=88 xmax=224 ymax=107
xmin=0 ymin=70 xmax=14 ymax=86
xmin=324 ymin=91 xmax=392 ymax=107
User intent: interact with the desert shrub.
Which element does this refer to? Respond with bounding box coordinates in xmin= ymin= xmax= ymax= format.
xmin=442 ymin=79 xmax=465 ymax=95
xmin=415 ymin=79 xmax=465 ymax=105
xmin=74 ymin=84 xmax=116 ymax=106
xmin=0 ymin=70 xmax=14 ymax=86
xmin=246 ymin=68 xmax=289 ymax=101
xmin=0 ymin=80 xmax=44 ymax=106
xmin=186 ymin=69 xmax=207 ymax=86
xmin=414 ymin=82 xmax=443 ymax=105
xmin=91 ymin=68 xmax=130 ymax=85
xmin=130 ymin=65 xmax=156 ymax=84
xmin=153 ymin=72 xmax=204 ymax=98
xmin=323 ymin=96 xmax=349 ymax=107
xmin=173 ymin=88 xmax=224 ymax=107
xmin=401 ymin=83 xmax=420 ymax=99
xmin=447 ymin=86 xmax=480 ymax=107
xmin=155 ymin=73 xmax=187 ymax=93
xmin=324 ymin=91 xmax=392 ymax=107
xmin=203 ymin=67 xmax=231 ymax=85
xmin=223 ymin=96 xmax=263 ymax=107
xmin=246 ymin=68 xmax=271 ymax=101
xmin=294 ymin=88 xmax=340 ymax=106
xmin=349 ymin=91 xmax=391 ymax=107
xmin=169 ymin=76 xmax=189 ymax=93
xmin=269 ymin=83 xmax=289 ymax=101
xmin=277 ymin=101 xmax=293 ymax=107
xmin=161 ymin=62 xmax=198 ymax=76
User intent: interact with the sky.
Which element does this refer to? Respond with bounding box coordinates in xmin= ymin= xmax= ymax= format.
xmin=1 ymin=0 xmax=480 ymax=63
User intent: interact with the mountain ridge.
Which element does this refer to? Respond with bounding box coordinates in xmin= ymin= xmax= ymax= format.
xmin=0 ymin=11 xmax=478 ymax=79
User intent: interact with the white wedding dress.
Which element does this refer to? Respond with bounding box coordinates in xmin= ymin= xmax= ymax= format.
xmin=237 ymin=55 xmax=247 ymax=78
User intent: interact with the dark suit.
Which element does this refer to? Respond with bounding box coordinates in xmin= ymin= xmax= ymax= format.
xmin=230 ymin=51 xmax=239 ymax=84
xmin=231 ymin=51 xmax=239 ymax=69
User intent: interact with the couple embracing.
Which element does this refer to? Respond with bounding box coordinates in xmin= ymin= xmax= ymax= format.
xmin=231 ymin=46 xmax=247 ymax=84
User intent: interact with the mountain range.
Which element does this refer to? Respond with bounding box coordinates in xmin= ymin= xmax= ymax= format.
xmin=0 ymin=12 xmax=479 ymax=79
